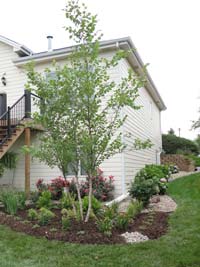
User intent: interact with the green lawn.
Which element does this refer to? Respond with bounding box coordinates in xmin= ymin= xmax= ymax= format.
xmin=0 ymin=173 xmax=200 ymax=267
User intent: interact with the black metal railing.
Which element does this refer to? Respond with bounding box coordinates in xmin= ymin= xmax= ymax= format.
xmin=0 ymin=90 xmax=40 ymax=147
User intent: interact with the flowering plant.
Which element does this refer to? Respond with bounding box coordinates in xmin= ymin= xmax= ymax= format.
xmin=69 ymin=169 xmax=114 ymax=201
xmin=36 ymin=177 xmax=70 ymax=200
xmin=49 ymin=177 xmax=70 ymax=199
xmin=36 ymin=179 xmax=48 ymax=193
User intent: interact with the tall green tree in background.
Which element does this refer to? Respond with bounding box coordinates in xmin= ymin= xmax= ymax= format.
xmin=26 ymin=0 xmax=150 ymax=222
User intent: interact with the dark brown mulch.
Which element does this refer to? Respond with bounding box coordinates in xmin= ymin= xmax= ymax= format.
xmin=0 ymin=208 xmax=170 ymax=245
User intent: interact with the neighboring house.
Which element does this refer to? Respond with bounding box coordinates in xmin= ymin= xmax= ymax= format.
xmin=0 ymin=35 xmax=166 ymax=197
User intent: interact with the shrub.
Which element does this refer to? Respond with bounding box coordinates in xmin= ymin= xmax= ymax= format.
xmin=134 ymin=164 xmax=169 ymax=195
xmin=97 ymin=217 xmax=113 ymax=237
xmin=28 ymin=209 xmax=38 ymax=220
xmin=115 ymin=213 xmax=130 ymax=230
xmin=36 ymin=179 xmax=48 ymax=193
xmin=48 ymin=177 xmax=69 ymax=200
xmin=37 ymin=191 xmax=52 ymax=209
xmin=69 ymin=169 xmax=115 ymax=202
xmin=1 ymin=191 xmax=18 ymax=215
xmin=38 ymin=208 xmax=55 ymax=226
xmin=129 ymin=177 xmax=159 ymax=205
xmin=82 ymin=196 xmax=102 ymax=214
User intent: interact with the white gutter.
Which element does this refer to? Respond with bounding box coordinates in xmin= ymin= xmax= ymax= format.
xmin=105 ymin=193 xmax=129 ymax=206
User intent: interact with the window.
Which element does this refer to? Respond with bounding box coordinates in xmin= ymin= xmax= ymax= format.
xmin=66 ymin=162 xmax=86 ymax=176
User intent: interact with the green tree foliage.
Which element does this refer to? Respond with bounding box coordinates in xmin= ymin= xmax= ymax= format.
xmin=26 ymin=0 xmax=151 ymax=222
xmin=162 ymin=134 xmax=198 ymax=155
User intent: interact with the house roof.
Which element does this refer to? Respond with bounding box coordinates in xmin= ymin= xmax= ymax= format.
xmin=13 ymin=36 xmax=166 ymax=111
xmin=0 ymin=35 xmax=32 ymax=56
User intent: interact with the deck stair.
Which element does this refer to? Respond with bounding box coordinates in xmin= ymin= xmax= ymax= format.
xmin=0 ymin=90 xmax=40 ymax=160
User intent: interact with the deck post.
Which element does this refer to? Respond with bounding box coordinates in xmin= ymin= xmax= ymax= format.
xmin=25 ymin=127 xmax=31 ymax=198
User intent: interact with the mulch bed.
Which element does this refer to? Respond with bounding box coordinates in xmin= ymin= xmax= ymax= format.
xmin=0 ymin=208 xmax=170 ymax=244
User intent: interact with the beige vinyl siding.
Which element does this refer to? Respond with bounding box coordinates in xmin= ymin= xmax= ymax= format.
xmin=0 ymin=42 xmax=26 ymax=106
xmin=0 ymin=49 xmax=123 ymax=196
xmin=119 ymin=58 xmax=162 ymax=191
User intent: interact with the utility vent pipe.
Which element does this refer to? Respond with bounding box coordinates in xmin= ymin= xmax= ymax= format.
xmin=47 ymin=35 xmax=53 ymax=52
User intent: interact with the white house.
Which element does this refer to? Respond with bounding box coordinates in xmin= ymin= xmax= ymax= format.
xmin=0 ymin=35 xmax=166 ymax=197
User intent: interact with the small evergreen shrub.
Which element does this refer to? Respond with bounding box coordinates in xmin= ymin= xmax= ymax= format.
xmin=28 ymin=209 xmax=38 ymax=220
xmin=38 ymin=208 xmax=55 ymax=226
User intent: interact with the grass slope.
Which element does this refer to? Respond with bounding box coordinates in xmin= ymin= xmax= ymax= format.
xmin=0 ymin=173 xmax=200 ymax=267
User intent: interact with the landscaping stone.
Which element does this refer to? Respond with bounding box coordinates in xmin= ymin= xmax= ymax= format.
xmin=142 ymin=195 xmax=177 ymax=213
xmin=121 ymin=231 xmax=149 ymax=243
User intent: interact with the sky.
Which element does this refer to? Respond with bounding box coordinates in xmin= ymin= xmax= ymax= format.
xmin=1 ymin=0 xmax=200 ymax=140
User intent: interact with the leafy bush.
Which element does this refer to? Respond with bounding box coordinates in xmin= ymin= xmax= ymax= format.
xmin=48 ymin=177 xmax=69 ymax=200
xmin=129 ymin=178 xmax=159 ymax=205
xmin=36 ymin=179 xmax=48 ymax=193
xmin=69 ymin=169 xmax=114 ymax=202
xmin=37 ymin=191 xmax=52 ymax=209
xmin=97 ymin=217 xmax=113 ymax=237
xmin=129 ymin=164 xmax=170 ymax=205
xmin=115 ymin=213 xmax=130 ymax=230
xmin=38 ymin=208 xmax=55 ymax=226
xmin=28 ymin=209 xmax=38 ymax=220
xmin=162 ymin=134 xmax=198 ymax=155
xmin=82 ymin=196 xmax=102 ymax=214
xmin=1 ymin=191 xmax=18 ymax=215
